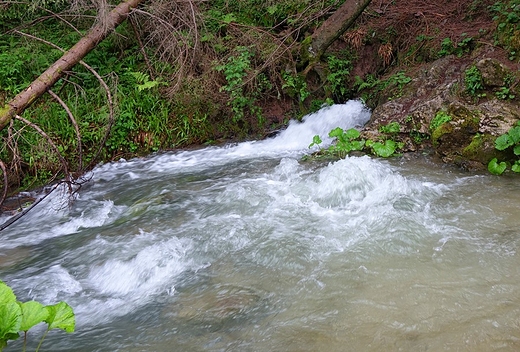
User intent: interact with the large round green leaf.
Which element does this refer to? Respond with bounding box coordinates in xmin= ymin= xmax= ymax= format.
xmin=344 ymin=128 xmax=360 ymax=140
xmin=372 ymin=140 xmax=396 ymax=158
xmin=488 ymin=158 xmax=507 ymax=175
xmin=19 ymin=301 xmax=48 ymax=332
xmin=495 ymin=133 xmax=513 ymax=151
xmin=0 ymin=301 xmax=21 ymax=340
xmin=0 ymin=281 xmax=16 ymax=306
xmin=44 ymin=302 xmax=75 ymax=333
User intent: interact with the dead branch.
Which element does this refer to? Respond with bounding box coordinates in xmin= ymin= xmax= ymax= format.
xmin=0 ymin=160 xmax=7 ymax=206
xmin=48 ymin=90 xmax=83 ymax=172
xmin=14 ymin=115 xmax=72 ymax=190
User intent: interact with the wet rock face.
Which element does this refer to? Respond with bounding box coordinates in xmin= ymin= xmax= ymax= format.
xmin=364 ymin=48 xmax=520 ymax=170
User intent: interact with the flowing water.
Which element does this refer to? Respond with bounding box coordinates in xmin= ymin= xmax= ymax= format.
xmin=2 ymin=100 xmax=520 ymax=351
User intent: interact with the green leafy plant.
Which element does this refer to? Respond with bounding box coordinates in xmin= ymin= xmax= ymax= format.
xmin=464 ymin=65 xmax=484 ymax=97
xmin=490 ymin=0 xmax=520 ymax=60
xmin=309 ymin=134 xmax=322 ymax=148
xmin=309 ymin=125 xmax=403 ymax=159
xmin=365 ymin=139 xmax=401 ymax=158
xmin=0 ymin=280 xmax=75 ymax=352
xmin=326 ymin=55 xmax=352 ymax=100
xmin=488 ymin=121 xmax=520 ymax=174
xmin=378 ymin=121 xmax=400 ymax=134
xmin=430 ymin=111 xmax=452 ymax=131
xmin=488 ymin=157 xmax=508 ymax=175
xmin=437 ymin=34 xmax=474 ymax=58
xmin=128 ymin=71 xmax=164 ymax=92
xmin=327 ymin=127 xmax=365 ymax=157
xmin=216 ymin=46 xmax=257 ymax=122
xmin=496 ymin=86 xmax=516 ymax=100
xmin=354 ymin=71 xmax=412 ymax=104
xmin=282 ymin=72 xmax=310 ymax=102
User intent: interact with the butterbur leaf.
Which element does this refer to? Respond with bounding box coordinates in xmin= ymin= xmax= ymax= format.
xmin=0 ymin=301 xmax=22 ymax=340
xmin=514 ymin=144 xmax=520 ymax=156
xmin=488 ymin=158 xmax=507 ymax=175
xmin=344 ymin=128 xmax=360 ymax=140
xmin=512 ymin=161 xmax=520 ymax=173
xmin=372 ymin=140 xmax=396 ymax=158
xmin=309 ymin=135 xmax=322 ymax=148
xmin=45 ymin=302 xmax=75 ymax=333
xmin=0 ymin=281 xmax=16 ymax=306
xmin=328 ymin=127 xmax=344 ymax=138
xmin=495 ymin=134 xmax=513 ymax=150
xmin=508 ymin=126 xmax=520 ymax=144
xmin=350 ymin=140 xmax=365 ymax=151
xmin=19 ymin=301 xmax=48 ymax=332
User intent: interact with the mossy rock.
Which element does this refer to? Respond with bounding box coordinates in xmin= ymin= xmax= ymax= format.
xmin=476 ymin=58 xmax=508 ymax=88
xmin=460 ymin=133 xmax=500 ymax=162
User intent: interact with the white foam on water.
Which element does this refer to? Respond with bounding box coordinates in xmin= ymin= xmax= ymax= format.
xmin=85 ymin=100 xmax=371 ymax=176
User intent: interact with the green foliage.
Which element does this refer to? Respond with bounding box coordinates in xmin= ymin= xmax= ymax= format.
xmin=354 ymin=71 xmax=412 ymax=105
xmin=437 ymin=34 xmax=474 ymax=58
xmin=309 ymin=134 xmax=322 ymax=148
xmin=488 ymin=121 xmax=520 ymax=174
xmin=0 ymin=280 xmax=75 ymax=351
xmin=326 ymin=54 xmax=352 ymax=100
xmin=282 ymin=72 xmax=310 ymax=102
xmin=430 ymin=111 xmax=452 ymax=131
xmin=326 ymin=127 xmax=365 ymax=157
xmin=308 ymin=124 xmax=403 ymax=159
xmin=494 ymin=123 xmax=520 ymax=150
xmin=488 ymin=157 xmax=508 ymax=175
xmin=365 ymin=139 xmax=400 ymax=158
xmin=495 ymin=86 xmax=516 ymax=100
xmin=464 ymin=65 xmax=484 ymax=96
xmin=216 ymin=46 xmax=260 ymax=122
xmin=378 ymin=121 xmax=400 ymax=134
xmin=490 ymin=0 xmax=520 ymax=60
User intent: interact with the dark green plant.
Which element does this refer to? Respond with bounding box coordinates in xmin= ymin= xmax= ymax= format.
xmin=488 ymin=121 xmax=520 ymax=174
xmin=0 ymin=280 xmax=75 ymax=352
xmin=430 ymin=111 xmax=452 ymax=131
xmin=490 ymin=0 xmax=520 ymax=60
xmin=496 ymin=86 xmax=516 ymax=100
xmin=354 ymin=71 xmax=412 ymax=105
xmin=216 ymin=46 xmax=258 ymax=122
xmin=326 ymin=55 xmax=352 ymax=100
xmin=365 ymin=139 xmax=402 ymax=158
xmin=282 ymin=72 xmax=310 ymax=102
xmin=378 ymin=121 xmax=400 ymax=134
xmin=309 ymin=125 xmax=403 ymax=159
xmin=437 ymin=34 xmax=474 ymax=58
xmin=464 ymin=65 xmax=484 ymax=97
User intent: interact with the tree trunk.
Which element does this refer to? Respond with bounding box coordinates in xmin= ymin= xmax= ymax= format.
xmin=0 ymin=0 xmax=145 ymax=131
xmin=310 ymin=0 xmax=372 ymax=60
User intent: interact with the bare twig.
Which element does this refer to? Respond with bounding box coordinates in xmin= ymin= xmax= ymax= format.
xmin=0 ymin=160 xmax=7 ymax=206
xmin=14 ymin=115 xmax=72 ymax=191
xmin=48 ymin=90 xmax=83 ymax=172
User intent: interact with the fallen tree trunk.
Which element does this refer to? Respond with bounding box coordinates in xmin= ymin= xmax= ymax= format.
xmin=0 ymin=0 xmax=145 ymax=131
xmin=309 ymin=0 xmax=372 ymax=60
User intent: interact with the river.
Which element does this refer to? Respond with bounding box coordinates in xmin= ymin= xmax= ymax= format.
xmin=1 ymin=100 xmax=520 ymax=351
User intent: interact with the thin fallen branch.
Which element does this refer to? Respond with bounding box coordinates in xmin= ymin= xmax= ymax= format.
xmin=48 ymin=90 xmax=83 ymax=172
xmin=14 ymin=115 xmax=72 ymax=190
xmin=0 ymin=160 xmax=7 ymax=206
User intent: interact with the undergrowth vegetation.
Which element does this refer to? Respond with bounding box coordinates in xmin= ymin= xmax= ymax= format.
xmin=0 ymin=0 xmax=517 ymax=192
